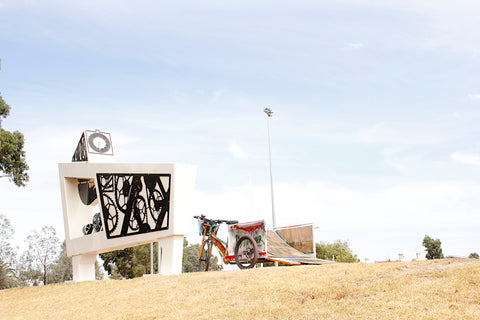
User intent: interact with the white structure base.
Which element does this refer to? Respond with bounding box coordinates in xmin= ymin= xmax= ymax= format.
xmin=72 ymin=254 xmax=97 ymax=282
xmin=158 ymin=235 xmax=184 ymax=275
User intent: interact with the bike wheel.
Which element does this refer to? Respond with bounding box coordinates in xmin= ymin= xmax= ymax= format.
xmin=129 ymin=196 xmax=147 ymax=231
xmin=234 ymin=234 xmax=258 ymax=269
xmin=148 ymin=189 xmax=163 ymax=225
xmin=198 ymin=241 xmax=211 ymax=272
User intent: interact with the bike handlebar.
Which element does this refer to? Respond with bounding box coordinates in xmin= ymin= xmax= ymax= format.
xmin=194 ymin=215 xmax=238 ymax=225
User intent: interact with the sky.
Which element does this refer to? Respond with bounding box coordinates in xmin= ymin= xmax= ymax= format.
xmin=1 ymin=0 xmax=480 ymax=263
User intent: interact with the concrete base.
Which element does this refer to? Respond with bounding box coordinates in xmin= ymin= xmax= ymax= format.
xmin=72 ymin=253 xmax=97 ymax=282
xmin=158 ymin=235 xmax=184 ymax=275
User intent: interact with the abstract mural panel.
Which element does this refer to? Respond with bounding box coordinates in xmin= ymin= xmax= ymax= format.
xmin=96 ymin=173 xmax=171 ymax=239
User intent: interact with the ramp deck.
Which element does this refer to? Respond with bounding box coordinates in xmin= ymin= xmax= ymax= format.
xmin=266 ymin=230 xmax=335 ymax=265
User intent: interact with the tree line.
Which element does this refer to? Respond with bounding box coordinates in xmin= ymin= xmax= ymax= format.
xmin=0 ymin=215 xmax=88 ymax=289
xmin=1 ymin=211 xmax=359 ymax=289
xmin=3 ymin=213 xmax=480 ymax=290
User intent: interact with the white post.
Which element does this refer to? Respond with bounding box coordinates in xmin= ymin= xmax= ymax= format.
xmin=264 ymin=108 xmax=277 ymax=267
xmin=265 ymin=111 xmax=276 ymax=229
xmin=156 ymin=235 xmax=184 ymax=275
xmin=72 ymin=253 xmax=97 ymax=282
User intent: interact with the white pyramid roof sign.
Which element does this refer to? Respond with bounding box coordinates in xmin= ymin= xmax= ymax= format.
xmin=72 ymin=129 xmax=115 ymax=163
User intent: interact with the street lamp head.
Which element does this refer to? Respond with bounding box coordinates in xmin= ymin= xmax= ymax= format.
xmin=264 ymin=108 xmax=273 ymax=117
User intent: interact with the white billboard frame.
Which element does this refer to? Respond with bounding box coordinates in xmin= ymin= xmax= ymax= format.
xmin=58 ymin=162 xmax=196 ymax=281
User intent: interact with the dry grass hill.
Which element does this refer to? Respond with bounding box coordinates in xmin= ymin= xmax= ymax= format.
xmin=1 ymin=258 xmax=479 ymax=320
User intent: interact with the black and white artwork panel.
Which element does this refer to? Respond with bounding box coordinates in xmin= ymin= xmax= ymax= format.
xmin=96 ymin=173 xmax=171 ymax=239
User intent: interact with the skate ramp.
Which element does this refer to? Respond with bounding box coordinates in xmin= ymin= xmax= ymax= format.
xmin=266 ymin=230 xmax=334 ymax=265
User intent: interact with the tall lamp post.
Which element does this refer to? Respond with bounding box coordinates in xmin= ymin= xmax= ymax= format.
xmin=264 ymin=108 xmax=276 ymax=229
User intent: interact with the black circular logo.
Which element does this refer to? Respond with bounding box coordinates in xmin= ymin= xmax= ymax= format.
xmin=88 ymin=132 xmax=111 ymax=153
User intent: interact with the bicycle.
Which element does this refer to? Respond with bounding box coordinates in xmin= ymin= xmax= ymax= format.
xmin=194 ymin=215 xmax=260 ymax=271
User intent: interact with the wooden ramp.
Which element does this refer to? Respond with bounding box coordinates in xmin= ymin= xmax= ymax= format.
xmin=266 ymin=230 xmax=335 ymax=265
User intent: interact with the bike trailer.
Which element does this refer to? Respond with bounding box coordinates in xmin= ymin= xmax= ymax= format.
xmin=226 ymin=220 xmax=334 ymax=266
xmin=225 ymin=220 xmax=268 ymax=263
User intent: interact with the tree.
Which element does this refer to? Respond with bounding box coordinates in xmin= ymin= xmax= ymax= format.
xmin=0 ymin=258 xmax=17 ymax=289
xmin=51 ymin=241 xmax=72 ymax=283
xmin=94 ymin=260 xmax=104 ymax=280
xmin=469 ymin=252 xmax=479 ymax=259
xmin=316 ymin=240 xmax=360 ymax=263
xmin=100 ymin=243 xmax=158 ymax=279
xmin=182 ymin=238 xmax=221 ymax=273
xmin=20 ymin=226 xmax=60 ymax=285
xmin=100 ymin=247 xmax=135 ymax=279
xmin=0 ymin=214 xmax=17 ymax=266
xmin=0 ymin=64 xmax=29 ymax=187
xmin=422 ymin=235 xmax=444 ymax=260
xmin=0 ymin=214 xmax=18 ymax=289
xmin=131 ymin=243 xmax=158 ymax=276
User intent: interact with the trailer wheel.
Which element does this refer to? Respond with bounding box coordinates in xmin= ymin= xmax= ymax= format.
xmin=234 ymin=234 xmax=258 ymax=269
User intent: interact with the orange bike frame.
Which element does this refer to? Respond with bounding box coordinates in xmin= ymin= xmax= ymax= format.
xmin=199 ymin=221 xmax=230 ymax=264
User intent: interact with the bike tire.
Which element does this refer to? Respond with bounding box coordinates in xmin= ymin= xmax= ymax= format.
xmin=234 ymin=234 xmax=258 ymax=269
xmin=198 ymin=241 xmax=211 ymax=272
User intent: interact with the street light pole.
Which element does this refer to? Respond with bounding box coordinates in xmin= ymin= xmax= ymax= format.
xmin=264 ymin=108 xmax=276 ymax=229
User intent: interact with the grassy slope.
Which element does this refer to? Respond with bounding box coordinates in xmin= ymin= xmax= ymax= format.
xmin=1 ymin=259 xmax=479 ymax=320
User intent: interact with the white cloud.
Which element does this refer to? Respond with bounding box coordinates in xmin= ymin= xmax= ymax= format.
xmin=451 ymin=150 xmax=480 ymax=166
xmin=212 ymin=89 xmax=226 ymax=102
xmin=352 ymin=122 xmax=386 ymax=144
xmin=453 ymin=112 xmax=463 ymax=119
xmin=468 ymin=94 xmax=480 ymax=101
xmin=347 ymin=42 xmax=364 ymax=49
xmin=228 ymin=141 xmax=249 ymax=159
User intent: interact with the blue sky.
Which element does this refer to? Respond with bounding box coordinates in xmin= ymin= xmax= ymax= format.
xmin=1 ymin=0 xmax=480 ymax=262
